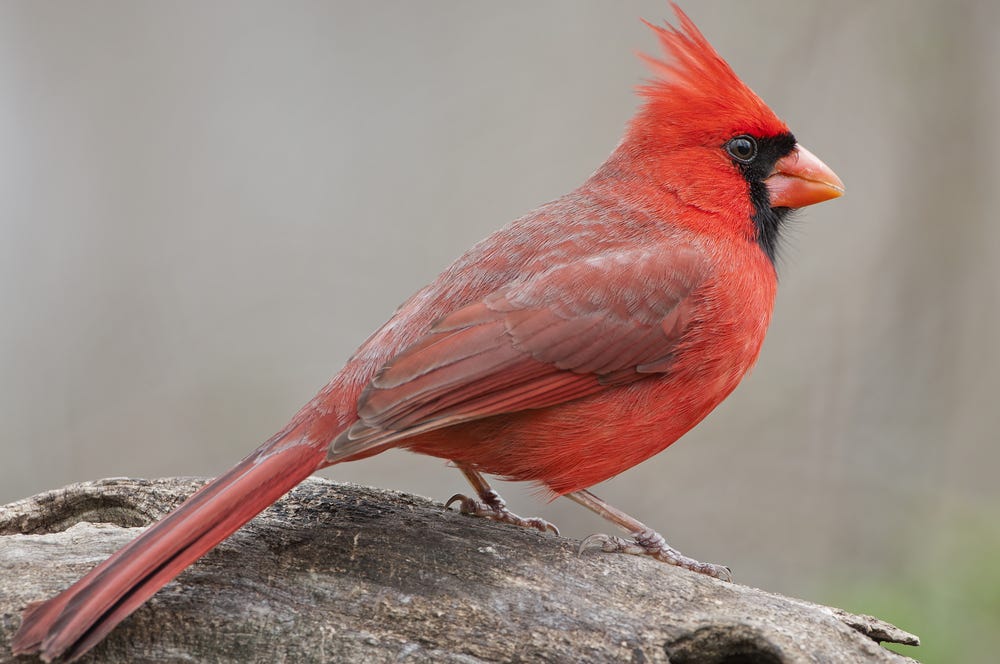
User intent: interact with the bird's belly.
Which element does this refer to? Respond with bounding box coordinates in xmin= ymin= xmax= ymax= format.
xmin=404 ymin=358 xmax=751 ymax=496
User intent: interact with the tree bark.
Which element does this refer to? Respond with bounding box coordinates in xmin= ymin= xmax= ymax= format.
xmin=0 ymin=478 xmax=918 ymax=663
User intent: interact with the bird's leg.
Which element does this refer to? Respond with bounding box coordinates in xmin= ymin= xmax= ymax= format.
xmin=568 ymin=489 xmax=733 ymax=582
xmin=446 ymin=464 xmax=559 ymax=535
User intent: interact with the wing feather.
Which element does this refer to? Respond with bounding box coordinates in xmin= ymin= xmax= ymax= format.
xmin=330 ymin=246 xmax=707 ymax=458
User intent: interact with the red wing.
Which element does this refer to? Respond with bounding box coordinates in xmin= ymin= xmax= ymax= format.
xmin=330 ymin=247 xmax=707 ymax=457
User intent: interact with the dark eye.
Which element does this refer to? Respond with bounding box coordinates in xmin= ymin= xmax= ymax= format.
xmin=725 ymin=135 xmax=757 ymax=163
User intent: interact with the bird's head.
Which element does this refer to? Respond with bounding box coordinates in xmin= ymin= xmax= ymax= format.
xmin=616 ymin=3 xmax=843 ymax=262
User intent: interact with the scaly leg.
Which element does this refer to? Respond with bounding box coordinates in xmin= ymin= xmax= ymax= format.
xmin=446 ymin=465 xmax=559 ymax=535
xmin=568 ymin=489 xmax=732 ymax=582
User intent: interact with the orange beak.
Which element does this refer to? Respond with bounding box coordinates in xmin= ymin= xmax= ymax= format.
xmin=765 ymin=144 xmax=844 ymax=208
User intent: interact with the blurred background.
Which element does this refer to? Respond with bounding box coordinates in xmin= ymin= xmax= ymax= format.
xmin=1 ymin=1 xmax=997 ymax=660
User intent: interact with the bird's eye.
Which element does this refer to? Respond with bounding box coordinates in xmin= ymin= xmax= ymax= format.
xmin=725 ymin=135 xmax=757 ymax=163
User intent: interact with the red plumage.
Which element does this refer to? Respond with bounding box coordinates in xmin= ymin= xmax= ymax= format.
xmin=12 ymin=4 xmax=843 ymax=661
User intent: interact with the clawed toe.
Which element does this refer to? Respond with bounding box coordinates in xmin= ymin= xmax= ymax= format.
xmin=523 ymin=517 xmax=560 ymax=535
xmin=445 ymin=493 xmax=479 ymax=514
xmin=444 ymin=492 xmax=559 ymax=535
xmin=578 ymin=529 xmax=732 ymax=582
xmin=578 ymin=532 xmax=624 ymax=554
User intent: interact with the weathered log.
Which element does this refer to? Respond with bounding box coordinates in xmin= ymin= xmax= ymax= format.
xmin=0 ymin=478 xmax=918 ymax=663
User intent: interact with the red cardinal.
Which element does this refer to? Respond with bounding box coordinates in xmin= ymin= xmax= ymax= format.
xmin=13 ymin=5 xmax=842 ymax=661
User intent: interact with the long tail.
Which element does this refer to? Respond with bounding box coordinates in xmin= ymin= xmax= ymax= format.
xmin=11 ymin=432 xmax=327 ymax=662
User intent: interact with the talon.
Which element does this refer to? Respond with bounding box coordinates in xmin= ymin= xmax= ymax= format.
xmin=578 ymin=529 xmax=732 ymax=582
xmin=578 ymin=533 xmax=612 ymax=554
xmin=566 ymin=490 xmax=733 ymax=582
xmin=447 ymin=466 xmax=560 ymax=536
xmin=524 ymin=517 xmax=560 ymax=536
xmin=710 ymin=565 xmax=734 ymax=583
xmin=516 ymin=516 xmax=559 ymax=535
xmin=442 ymin=491 xmax=559 ymax=535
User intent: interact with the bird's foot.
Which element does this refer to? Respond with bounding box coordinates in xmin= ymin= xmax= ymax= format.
xmin=580 ymin=528 xmax=733 ymax=582
xmin=446 ymin=489 xmax=559 ymax=535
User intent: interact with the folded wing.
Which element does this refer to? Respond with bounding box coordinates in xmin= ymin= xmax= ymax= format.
xmin=329 ymin=246 xmax=708 ymax=458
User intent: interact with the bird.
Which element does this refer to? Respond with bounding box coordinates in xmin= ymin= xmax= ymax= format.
xmin=12 ymin=4 xmax=843 ymax=662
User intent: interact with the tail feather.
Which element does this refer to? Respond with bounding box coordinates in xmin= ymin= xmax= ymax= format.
xmin=12 ymin=440 xmax=325 ymax=662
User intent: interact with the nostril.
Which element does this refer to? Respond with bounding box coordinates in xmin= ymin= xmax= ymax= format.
xmin=665 ymin=624 xmax=784 ymax=664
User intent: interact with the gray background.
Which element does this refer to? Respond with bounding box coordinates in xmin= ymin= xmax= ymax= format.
xmin=2 ymin=3 xmax=997 ymax=660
